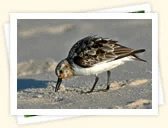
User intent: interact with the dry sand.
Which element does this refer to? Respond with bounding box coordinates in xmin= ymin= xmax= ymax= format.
xmin=17 ymin=77 xmax=152 ymax=109
xmin=17 ymin=59 xmax=152 ymax=109
xmin=17 ymin=19 xmax=152 ymax=109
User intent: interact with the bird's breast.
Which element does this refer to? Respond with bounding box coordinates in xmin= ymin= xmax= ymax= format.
xmin=72 ymin=56 xmax=134 ymax=76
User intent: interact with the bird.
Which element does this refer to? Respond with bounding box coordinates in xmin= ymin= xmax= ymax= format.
xmin=55 ymin=35 xmax=146 ymax=93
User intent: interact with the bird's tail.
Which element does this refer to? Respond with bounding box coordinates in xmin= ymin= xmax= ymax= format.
xmin=130 ymin=49 xmax=146 ymax=62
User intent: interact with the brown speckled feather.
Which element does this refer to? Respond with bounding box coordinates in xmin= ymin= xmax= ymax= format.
xmin=67 ymin=36 xmax=145 ymax=67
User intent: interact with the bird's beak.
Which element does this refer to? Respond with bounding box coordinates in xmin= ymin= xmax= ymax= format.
xmin=55 ymin=78 xmax=62 ymax=92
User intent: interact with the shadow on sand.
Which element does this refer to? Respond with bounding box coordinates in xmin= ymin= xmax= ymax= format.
xmin=17 ymin=79 xmax=51 ymax=91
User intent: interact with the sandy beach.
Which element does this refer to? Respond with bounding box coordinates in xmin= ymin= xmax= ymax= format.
xmin=17 ymin=19 xmax=152 ymax=109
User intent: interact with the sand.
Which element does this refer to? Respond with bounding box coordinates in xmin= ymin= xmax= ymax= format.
xmin=17 ymin=59 xmax=152 ymax=109
xmin=17 ymin=19 xmax=152 ymax=109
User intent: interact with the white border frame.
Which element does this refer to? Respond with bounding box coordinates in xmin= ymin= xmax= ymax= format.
xmin=10 ymin=13 xmax=158 ymax=115
xmin=17 ymin=115 xmax=75 ymax=124
xmin=90 ymin=3 xmax=151 ymax=13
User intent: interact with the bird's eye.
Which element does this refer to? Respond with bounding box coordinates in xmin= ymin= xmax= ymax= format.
xmin=60 ymin=70 xmax=63 ymax=74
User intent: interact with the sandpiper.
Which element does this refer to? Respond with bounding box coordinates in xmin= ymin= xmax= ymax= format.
xmin=55 ymin=36 xmax=146 ymax=93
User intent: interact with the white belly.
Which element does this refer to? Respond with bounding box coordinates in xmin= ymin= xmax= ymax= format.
xmin=73 ymin=56 xmax=134 ymax=76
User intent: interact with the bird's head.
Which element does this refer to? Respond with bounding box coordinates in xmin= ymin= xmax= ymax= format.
xmin=55 ymin=59 xmax=74 ymax=92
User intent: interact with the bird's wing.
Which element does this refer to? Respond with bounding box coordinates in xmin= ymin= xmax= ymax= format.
xmin=67 ymin=36 xmax=134 ymax=67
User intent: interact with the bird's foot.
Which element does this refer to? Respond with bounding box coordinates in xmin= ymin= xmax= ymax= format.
xmin=80 ymin=89 xmax=94 ymax=94
xmin=102 ymin=85 xmax=110 ymax=92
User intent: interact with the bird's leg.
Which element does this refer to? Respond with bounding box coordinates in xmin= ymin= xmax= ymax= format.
xmin=105 ymin=71 xmax=111 ymax=90
xmin=87 ymin=75 xmax=99 ymax=93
